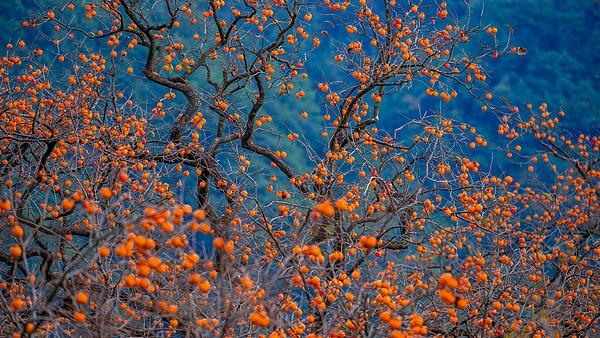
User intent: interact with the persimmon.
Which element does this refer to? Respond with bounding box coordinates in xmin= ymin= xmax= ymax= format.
xmin=438 ymin=273 xmax=458 ymax=289
xmin=359 ymin=236 xmax=378 ymax=249
xmin=335 ymin=198 xmax=349 ymax=211
xmin=9 ymin=298 xmax=24 ymax=312
xmin=249 ymin=311 xmax=270 ymax=327
xmin=315 ymin=200 xmax=335 ymax=217
xmin=9 ymin=245 xmax=22 ymax=258
xmin=388 ymin=317 xmax=403 ymax=329
xmin=62 ymin=198 xmax=75 ymax=212
xmin=0 ymin=199 xmax=11 ymax=211
xmin=476 ymin=272 xmax=488 ymax=282
xmin=11 ymin=225 xmax=24 ymax=238
xmin=455 ymin=297 xmax=468 ymax=309
xmin=198 ymin=223 xmax=211 ymax=233
xmin=98 ymin=246 xmax=110 ymax=257
xmin=73 ymin=311 xmax=86 ymax=323
xmin=99 ymin=187 xmax=113 ymax=199
xmin=409 ymin=314 xmax=424 ymax=327
xmin=439 ymin=289 xmax=456 ymax=304
xmin=75 ymin=292 xmax=89 ymax=304
xmin=124 ymin=275 xmax=137 ymax=288
xmin=213 ymin=237 xmax=225 ymax=250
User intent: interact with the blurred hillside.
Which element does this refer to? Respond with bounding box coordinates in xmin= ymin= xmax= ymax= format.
xmin=2 ymin=0 xmax=597 ymax=128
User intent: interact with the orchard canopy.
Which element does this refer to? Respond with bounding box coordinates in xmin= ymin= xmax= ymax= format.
xmin=0 ymin=1 xmax=598 ymax=337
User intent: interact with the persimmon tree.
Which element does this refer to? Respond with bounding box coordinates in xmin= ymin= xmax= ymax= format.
xmin=0 ymin=1 xmax=598 ymax=337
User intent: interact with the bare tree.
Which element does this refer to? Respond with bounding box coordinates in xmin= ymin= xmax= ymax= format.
xmin=0 ymin=1 xmax=598 ymax=337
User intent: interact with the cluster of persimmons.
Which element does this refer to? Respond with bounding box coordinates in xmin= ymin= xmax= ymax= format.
xmin=0 ymin=0 xmax=598 ymax=337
